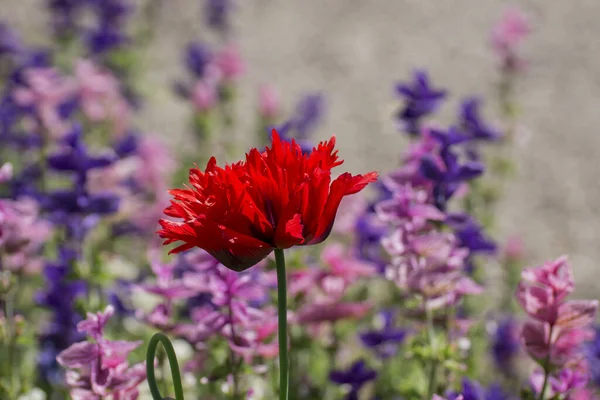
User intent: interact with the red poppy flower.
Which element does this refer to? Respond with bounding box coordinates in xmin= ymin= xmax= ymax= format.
xmin=158 ymin=129 xmax=378 ymax=271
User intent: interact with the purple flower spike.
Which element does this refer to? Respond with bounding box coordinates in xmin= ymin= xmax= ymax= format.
xmin=330 ymin=360 xmax=377 ymax=400
xmin=459 ymin=97 xmax=501 ymax=142
xmin=395 ymin=69 xmax=447 ymax=136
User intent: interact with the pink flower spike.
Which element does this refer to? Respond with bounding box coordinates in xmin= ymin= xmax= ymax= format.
xmin=215 ymin=43 xmax=245 ymax=81
xmin=77 ymin=305 xmax=114 ymax=340
xmin=491 ymin=6 xmax=530 ymax=50
xmin=258 ymin=85 xmax=280 ymax=119
xmin=550 ymin=368 xmax=589 ymax=395
xmin=295 ymin=302 xmax=371 ymax=324
xmin=504 ymin=235 xmax=525 ymax=260
xmin=521 ymin=321 xmax=550 ymax=360
xmin=57 ymin=342 xmax=99 ymax=368
xmin=191 ymin=79 xmax=218 ymax=112
xmin=521 ymin=256 xmax=574 ymax=303
xmin=556 ymin=300 xmax=599 ymax=330
xmin=516 ymin=281 xmax=558 ymax=323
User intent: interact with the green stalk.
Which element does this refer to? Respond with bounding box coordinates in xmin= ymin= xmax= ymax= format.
xmin=425 ymin=304 xmax=437 ymax=400
xmin=274 ymin=248 xmax=289 ymax=400
xmin=146 ymin=333 xmax=184 ymax=400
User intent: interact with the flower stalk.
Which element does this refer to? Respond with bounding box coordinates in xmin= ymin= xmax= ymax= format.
xmin=146 ymin=333 xmax=185 ymax=400
xmin=275 ymin=248 xmax=289 ymax=400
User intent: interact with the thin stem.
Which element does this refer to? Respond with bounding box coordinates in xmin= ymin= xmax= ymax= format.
xmin=425 ymin=304 xmax=437 ymax=400
xmin=227 ymin=300 xmax=240 ymax=399
xmin=538 ymin=325 xmax=555 ymax=400
xmin=146 ymin=333 xmax=185 ymax=400
xmin=274 ymin=248 xmax=289 ymax=400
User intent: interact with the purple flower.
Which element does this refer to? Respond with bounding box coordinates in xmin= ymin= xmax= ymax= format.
xmin=205 ymin=0 xmax=234 ymax=32
xmin=459 ymin=97 xmax=501 ymax=142
xmin=184 ymin=42 xmax=213 ymax=78
xmin=46 ymin=0 xmax=86 ymax=39
xmin=330 ymin=360 xmax=377 ymax=400
xmin=0 ymin=23 xmax=23 ymax=58
xmin=585 ymin=326 xmax=600 ymax=387
xmin=86 ymin=24 xmax=128 ymax=55
xmin=395 ymin=69 xmax=447 ymax=136
xmin=448 ymin=378 xmax=485 ymax=400
xmin=448 ymin=379 xmax=513 ymax=400
xmin=360 ymin=311 xmax=407 ymax=358
xmin=275 ymin=93 xmax=324 ymax=153
xmin=419 ymin=132 xmax=484 ymax=210
xmin=489 ymin=317 xmax=520 ymax=372
xmin=36 ymin=248 xmax=87 ymax=384
xmin=48 ymin=125 xmax=115 ymax=180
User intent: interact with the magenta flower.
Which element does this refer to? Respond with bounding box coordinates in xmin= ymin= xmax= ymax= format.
xmin=375 ymin=184 xmax=445 ymax=229
xmin=503 ymin=235 xmax=525 ymax=261
xmin=191 ymin=79 xmax=218 ymax=112
xmin=490 ymin=6 xmax=531 ymax=70
xmin=12 ymin=67 xmax=77 ymax=138
xmin=0 ymin=162 xmax=12 ymax=183
xmin=214 ymin=43 xmax=245 ymax=81
xmin=57 ymin=306 xmax=146 ymax=399
xmin=258 ymin=84 xmax=280 ymax=120
xmin=295 ymin=302 xmax=371 ymax=324
xmin=0 ymin=198 xmax=52 ymax=274
xmin=74 ymin=59 xmax=131 ymax=136
xmin=517 ymin=256 xmax=598 ymax=397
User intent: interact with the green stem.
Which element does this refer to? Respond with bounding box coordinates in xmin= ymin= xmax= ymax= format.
xmin=274 ymin=248 xmax=289 ymax=400
xmin=146 ymin=333 xmax=185 ymax=400
xmin=227 ymin=302 xmax=240 ymax=399
xmin=425 ymin=304 xmax=437 ymax=400
xmin=538 ymin=325 xmax=555 ymax=400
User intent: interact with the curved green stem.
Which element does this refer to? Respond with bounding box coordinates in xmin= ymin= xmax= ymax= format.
xmin=274 ymin=248 xmax=289 ymax=400
xmin=146 ymin=333 xmax=185 ymax=400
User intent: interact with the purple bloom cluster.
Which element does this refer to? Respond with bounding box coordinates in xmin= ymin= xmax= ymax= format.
xmin=47 ymin=0 xmax=133 ymax=56
xmin=330 ymin=360 xmax=377 ymax=400
xmin=137 ymin=250 xmax=279 ymax=370
xmin=56 ymin=306 xmax=146 ymax=398
xmin=275 ymin=93 xmax=325 ymax=154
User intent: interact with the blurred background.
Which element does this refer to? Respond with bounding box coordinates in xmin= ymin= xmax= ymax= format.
xmin=1 ymin=0 xmax=600 ymax=296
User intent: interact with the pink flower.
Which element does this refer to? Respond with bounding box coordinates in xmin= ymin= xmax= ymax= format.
xmin=556 ymin=300 xmax=599 ymax=330
xmin=433 ymin=395 xmax=463 ymax=400
xmin=77 ymin=305 xmax=114 ymax=341
xmin=515 ymin=281 xmax=558 ymax=323
xmin=0 ymin=198 xmax=52 ymax=274
xmin=550 ymin=368 xmax=589 ymax=395
xmin=332 ymin=194 xmax=368 ymax=235
xmin=490 ymin=6 xmax=531 ymax=69
xmin=137 ymin=258 xmax=198 ymax=300
xmin=518 ymin=254 xmax=598 ymax=383
xmin=75 ymin=59 xmax=131 ymax=136
xmin=295 ymin=302 xmax=371 ymax=324
xmin=375 ymin=184 xmax=445 ymax=229
xmin=521 ymin=256 xmax=574 ymax=302
xmin=491 ymin=6 xmax=530 ymax=51
xmin=258 ymin=84 xmax=280 ymax=119
xmin=191 ymin=79 xmax=218 ymax=111
xmin=504 ymin=235 xmax=524 ymax=260
xmin=0 ymin=163 xmax=12 ymax=183
xmin=57 ymin=306 xmax=146 ymax=399
xmin=321 ymin=243 xmax=376 ymax=285
xmin=13 ymin=67 xmax=76 ymax=138
xmin=521 ymin=321 xmax=550 ymax=360
xmin=214 ymin=43 xmax=245 ymax=81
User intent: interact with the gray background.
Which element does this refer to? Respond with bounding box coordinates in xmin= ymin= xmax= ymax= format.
xmin=2 ymin=0 xmax=600 ymax=294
